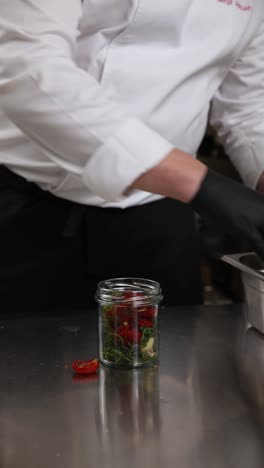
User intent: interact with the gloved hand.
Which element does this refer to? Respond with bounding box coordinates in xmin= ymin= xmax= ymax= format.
xmin=190 ymin=169 xmax=264 ymax=260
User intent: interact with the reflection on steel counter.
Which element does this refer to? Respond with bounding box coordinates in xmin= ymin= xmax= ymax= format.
xmin=97 ymin=367 xmax=161 ymax=452
xmin=1 ymin=307 xmax=264 ymax=467
xmin=236 ymin=324 xmax=264 ymax=411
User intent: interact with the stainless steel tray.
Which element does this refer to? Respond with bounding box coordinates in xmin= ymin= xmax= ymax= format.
xmin=222 ymin=252 xmax=264 ymax=281
xmin=222 ymin=253 xmax=264 ymax=334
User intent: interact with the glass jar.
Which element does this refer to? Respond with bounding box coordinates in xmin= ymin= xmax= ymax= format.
xmin=95 ymin=278 xmax=163 ymax=368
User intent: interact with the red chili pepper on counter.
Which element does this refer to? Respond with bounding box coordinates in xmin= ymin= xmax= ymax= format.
xmin=72 ymin=358 xmax=99 ymax=375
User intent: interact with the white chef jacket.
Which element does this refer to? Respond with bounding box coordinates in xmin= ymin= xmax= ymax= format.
xmin=0 ymin=0 xmax=263 ymax=208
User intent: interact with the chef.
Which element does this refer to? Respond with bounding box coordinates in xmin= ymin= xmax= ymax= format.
xmin=0 ymin=0 xmax=264 ymax=310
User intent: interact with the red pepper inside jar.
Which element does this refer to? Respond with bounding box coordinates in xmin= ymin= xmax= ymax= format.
xmin=95 ymin=278 xmax=163 ymax=368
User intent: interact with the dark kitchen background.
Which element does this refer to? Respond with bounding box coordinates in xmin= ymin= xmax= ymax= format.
xmin=198 ymin=126 xmax=246 ymax=305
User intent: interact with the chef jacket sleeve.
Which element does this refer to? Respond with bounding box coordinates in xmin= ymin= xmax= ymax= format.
xmin=210 ymin=20 xmax=264 ymax=189
xmin=0 ymin=0 xmax=173 ymax=201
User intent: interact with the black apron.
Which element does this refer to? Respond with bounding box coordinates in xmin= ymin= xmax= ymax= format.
xmin=0 ymin=165 xmax=203 ymax=314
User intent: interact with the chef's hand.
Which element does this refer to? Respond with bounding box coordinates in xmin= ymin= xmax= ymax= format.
xmin=131 ymin=148 xmax=264 ymax=259
xmin=190 ymin=169 xmax=264 ymax=260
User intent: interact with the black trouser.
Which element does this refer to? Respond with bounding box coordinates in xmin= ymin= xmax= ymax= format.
xmin=0 ymin=166 xmax=203 ymax=314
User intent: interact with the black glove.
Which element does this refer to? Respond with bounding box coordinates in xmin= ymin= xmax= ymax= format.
xmin=190 ymin=169 xmax=264 ymax=260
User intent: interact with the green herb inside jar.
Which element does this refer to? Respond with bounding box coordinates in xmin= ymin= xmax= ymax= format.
xmin=100 ymin=291 xmax=159 ymax=367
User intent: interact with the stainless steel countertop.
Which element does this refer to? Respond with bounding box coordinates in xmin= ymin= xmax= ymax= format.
xmin=1 ymin=305 xmax=264 ymax=468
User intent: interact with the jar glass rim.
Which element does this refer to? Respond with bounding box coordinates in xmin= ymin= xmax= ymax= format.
xmin=95 ymin=277 xmax=163 ymax=305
